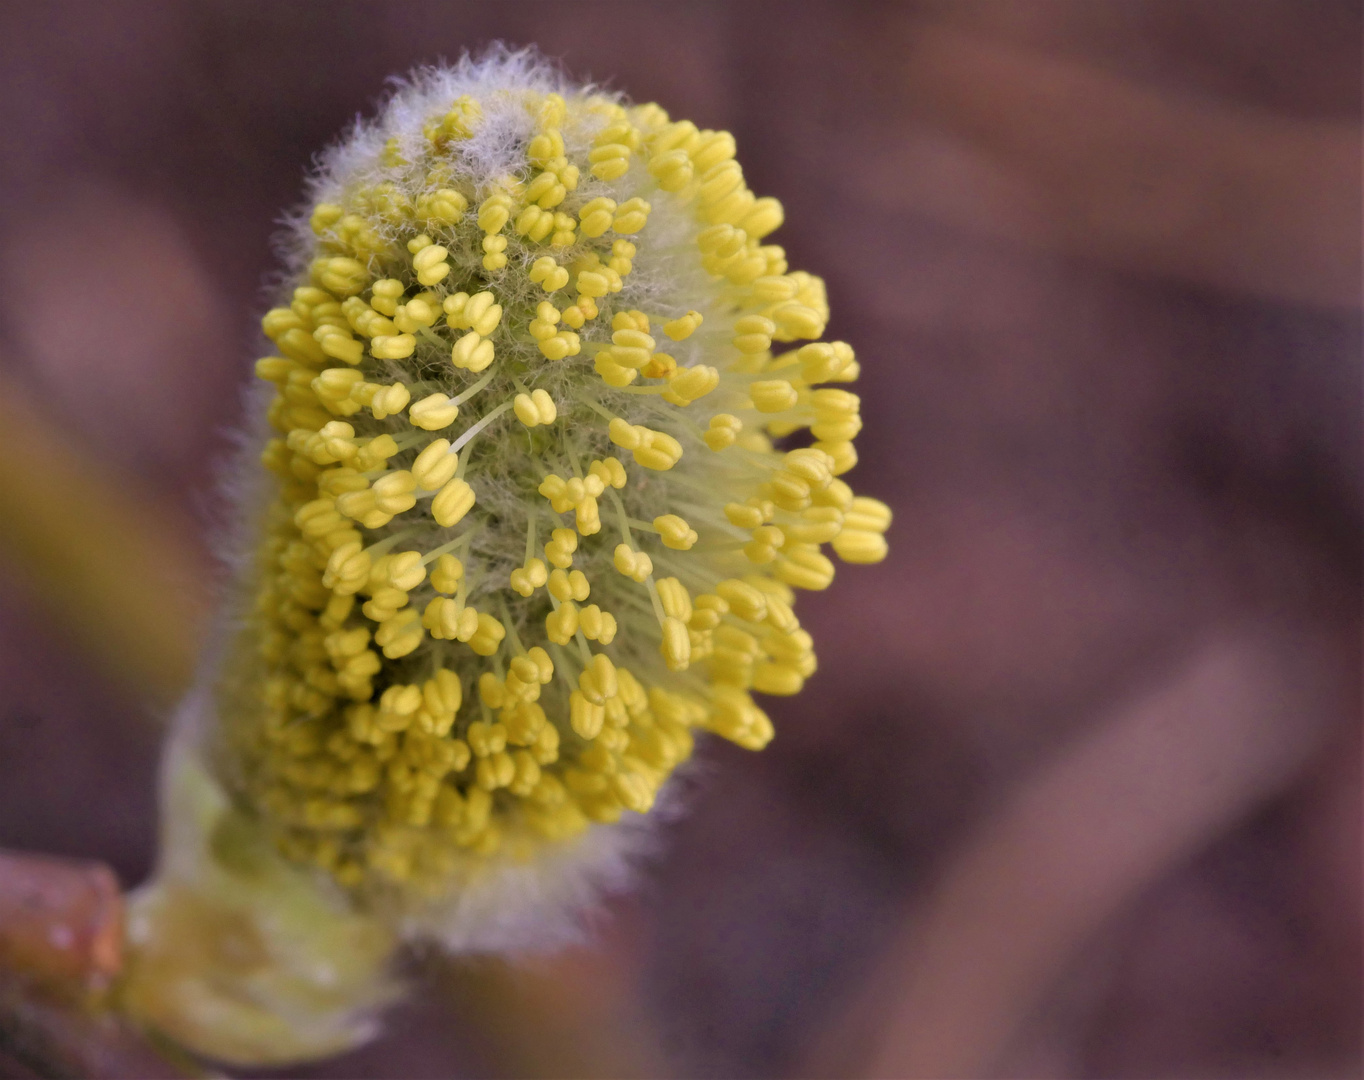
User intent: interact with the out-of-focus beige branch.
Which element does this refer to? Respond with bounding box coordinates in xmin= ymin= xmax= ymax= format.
xmin=860 ymin=25 xmax=1360 ymax=308
xmin=0 ymin=370 xmax=210 ymax=702
xmin=809 ymin=625 xmax=1339 ymax=1078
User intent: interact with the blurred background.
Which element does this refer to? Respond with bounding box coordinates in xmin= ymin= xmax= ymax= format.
xmin=0 ymin=2 xmax=1357 ymax=1076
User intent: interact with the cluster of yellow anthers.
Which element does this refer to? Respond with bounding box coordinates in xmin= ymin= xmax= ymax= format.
xmin=245 ymin=82 xmax=889 ymax=893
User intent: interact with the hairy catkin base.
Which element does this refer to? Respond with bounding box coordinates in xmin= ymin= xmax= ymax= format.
xmin=124 ymin=46 xmax=890 ymax=1065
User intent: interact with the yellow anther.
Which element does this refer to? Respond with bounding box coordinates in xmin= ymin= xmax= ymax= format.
xmin=662 ymin=311 xmax=704 ymax=341
xmin=587 ymin=457 xmax=627 ymax=490
xmin=431 ymin=477 xmax=475 ymax=527
xmin=739 ymin=196 xmax=784 ymax=239
xmin=377 ymin=551 xmax=426 ymax=591
xmin=715 ymin=578 xmax=767 ymax=622
xmin=410 ymin=243 xmax=450 ymax=286
xmin=589 ymin=143 xmax=632 ymax=181
xmin=594 ymin=351 xmax=636 ymax=386
xmin=569 ymin=690 xmax=605 ymax=740
xmin=322 ymin=541 xmax=371 ymax=595
xmin=752 ymin=275 xmax=798 ymax=303
xmin=691 ymin=129 xmax=736 ymax=172
xmin=411 ymin=439 xmax=458 ymax=490
xmin=606 ymin=310 xmax=643 ymax=333
xmin=548 ymin=212 xmax=578 ymax=248
xmin=311 ymin=256 xmax=369 ymax=296
xmin=577 ymin=196 xmax=616 ymax=238
xmin=509 ymin=558 xmax=548 ymax=597
xmin=752 ymin=661 xmax=803 ymax=696
xmin=621 ymin=346 xmax=669 ymax=382
xmin=468 ymin=612 xmax=506 ymax=657
xmin=342 ymin=297 xmax=397 ymax=338
xmin=631 ymin=429 xmax=683 ymax=471
xmin=424 ymin=598 xmax=479 ymax=641
xmin=660 ymin=616 xmax=691 ymax=672
xmin=371 ymin=334 xmax=417 ymax=360
xmin=466 ymin=720 xmax=507 ymax=758
xmin=609 ymin=328 xmax=655 ymax=370
xmin=607 ymin=238 xmax=636 ymax=277
xmin=477 ymin=192 xmax=512 ymax=234
xmin=831 ymin=497 xmax=891 ymax=563
xmin=409 ymin=393 xmax=459 ymax=430
xmin=574 ymin=494 xmax=602 ymax=536
xmin=481 ymin=234 xmax=508 ymax=271
xmin=369 ymin=382 xmax=411 ymax=419
xmin=697 ymin=223 xmax=746 ymax=258
xmin=831 ymin=529 xmax=887 ymax=564
xmin=310 ymin=203 xmax=344 ymax=234
xmin=426 ymin=95 xmax=483 ymax=145
xmin=525 ymin=170 xmax=566 ymax=209
xmin=785 ymin=506 xmax=844 ymax=544
xmin=545 ymin=600 xmax=579 ymax=645
xmin=768 ymin=472 xmax=812 ymax=513
xmin=369 ymin=279 xmax=405 ymax=316
xmin=577 ymin=604 xmax=617 ymax=644
xmin=697 ymin=158 xmax=743 ymax=203
xmin=313 ymin=325 xmax=365 ymax=365
xmin=655 ymin=577 xmax=693 ymax=622
xmin=255 ymin=355 xmax=299 ymax=384
xmin=648 ymin=147 xmax=694 ymax=191
xmin=768 ymin=302 xmax=824 ymax=341
xmin=507 ymin=655 xmax=538 ymax=687
xmin=416 ymin=188 xmax=468 ymax=224
xmin=538 ymin=475 xmax=574 ymax=514
xmin=363 ymin=586 xmax=409 ymax=623
xmin=576 ymin=270 xmax=609 ymax=298
xmin=704 ymin=413 xmax=742 ymax=451
xmin=844 ymin=496 xmax=892 ymax=534
xmin=529 ymin=301 xmax=561 ymax=341
xmin=544 ymin=527 xmax=578 ymax=568
xmin=451 ymin=331 xmax=495 ymax=372
xmin=812 ymin=414 xmax=863 ymax=442
xmin=663 ymin=365 xmax=719 ymax=406
xmin=371 ymin=470 xmax=418 ymax=514
xmin=744 ymin=524 xmax=785 ymax=564
xmin=578 ymin=653 xmax=618 ymax=705
xmin=312 ymin=369 xmax=363 ymax=404
xmin=546 ymin=567 xmax=586 ymax=602
xmin=733 ymin=315 xmax=776 ymax=354
xmin=537 ymin=331 xmax=580 ymax=361
xmin=355 ymin=433 xmax=398 ymax=470
xmin=783 ymin=447 xmax=835 ymax=488
xmin=429 ymin=553 xmax=464 ymax=593
xmin=612 ymin=544 xmax=653 ymax=583
xmin=512 ymin=204 xmax=552 ymax=243
xmin=772 ymin=544 xmax=836 ymax=591
xmin=513 ymin=388 xmax=557 ymax=427
xmin=528 ymin=256 xmax=570 ymax=293
xmin=375 ymin=608 xmax=424 ymax=659
xmin=527 ymin=128 xmax=565 ymax=166
xmin=651 ymin=118 xmax=699 ymax=154
xmin=653 ymin=514 xmax=697 ymax=550
xmin=603 ymin=418 xmax=640 ymax=451
xmin=611 ymin=197 xmax=650 ymax=234
xmin=380 ymin=683 xmax=423 ymax=719
xmin=750 ymin=379 xmax=798 ymax=413
xmin=689 ymin=593 xmax=729 ymax=630
xmin=443 ymin=290 xmax=493 ymax=332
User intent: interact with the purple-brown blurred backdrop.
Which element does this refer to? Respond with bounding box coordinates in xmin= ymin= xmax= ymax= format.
xmin=0 ymin=2 xmax=1358 ymax=1077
